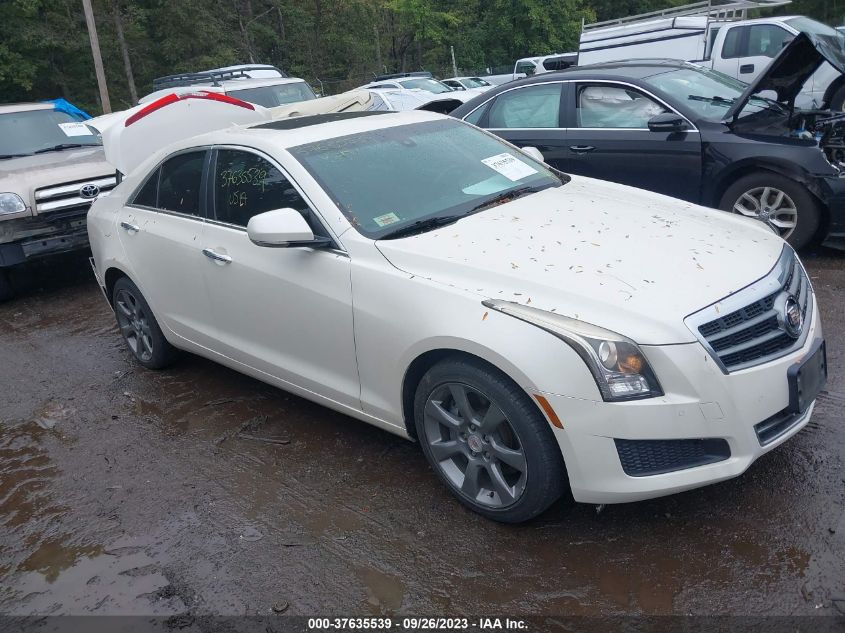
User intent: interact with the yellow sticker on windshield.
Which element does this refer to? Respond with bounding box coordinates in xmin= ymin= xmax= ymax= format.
xmin=373 ymin=212 xmax=401 ymax=227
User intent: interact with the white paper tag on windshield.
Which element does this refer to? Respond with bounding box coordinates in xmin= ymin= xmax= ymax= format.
xmin=58 ymin=122 xmax=90 ymax=137
xmin=481 ymin=153 xmax=537 ymax=181
xmin=373 ymin=212 xmax=400 ymax=227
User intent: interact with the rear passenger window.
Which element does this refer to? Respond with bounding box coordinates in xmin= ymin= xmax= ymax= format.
xmin=722 ymin=26 xmax=745 ymax=59
xmin=487 ymin=84 xmax=562 ymax=129
xmin=213 ymin=149 xmax=310 ymax=228
xmin=157 ymin=151 xmax=206 ymax=216
xmin=132 ymin=168 xmax=159 ymax=207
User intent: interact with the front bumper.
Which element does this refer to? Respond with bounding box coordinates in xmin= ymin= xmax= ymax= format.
xmin=0 ymin=216 xmax=90 ymax=268
xmin=541 ymin=304 xmax=823 ymax=504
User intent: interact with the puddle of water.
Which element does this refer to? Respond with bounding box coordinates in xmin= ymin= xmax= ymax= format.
xmin=354 ymin=565 xmax=405 ymax=613
xmin=10 ymin=546 xmax=178 ymax=615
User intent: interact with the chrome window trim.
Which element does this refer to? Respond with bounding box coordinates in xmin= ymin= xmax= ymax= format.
xmin=684 ymin=245 xmax=814 ymax=374
xmin=461 ymin=78 xmax=698 ymax=134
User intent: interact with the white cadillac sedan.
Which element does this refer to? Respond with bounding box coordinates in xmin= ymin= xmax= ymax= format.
xmin=88 ymin=96 xmax=826 ymax=523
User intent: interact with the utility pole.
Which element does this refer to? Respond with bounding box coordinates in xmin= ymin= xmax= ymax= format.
xmin=81 ymin=0 xmax=112 ymax=113
xmin=450 ymin=45 xmax=458 ymax=78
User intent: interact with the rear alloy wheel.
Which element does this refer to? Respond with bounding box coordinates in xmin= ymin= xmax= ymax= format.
xmin=112 ymin=277 xmax=178 ymax=369
xmin=414 ymin=357 xmax=567 ymax=523
xmin=719 ymin=173 xmax=821 ymax=250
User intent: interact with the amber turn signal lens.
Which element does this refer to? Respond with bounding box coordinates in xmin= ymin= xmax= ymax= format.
xmin=619 ymin=354 xmax=644 ymax=374
xmin=533 ymin=394 xmax=563 ymax=429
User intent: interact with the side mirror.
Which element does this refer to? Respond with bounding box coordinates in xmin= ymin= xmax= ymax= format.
xmin=246 ymin=208 xmax=330 ymax=248
xmin=648 ymin=112 xmax=689 ymax=133
xmin=520 ymin=146 xmax=545 ymax=162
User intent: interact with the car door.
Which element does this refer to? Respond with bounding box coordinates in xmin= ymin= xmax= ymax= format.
xmin=739 ymin=23 xmax=795 ymax=83
xmin=471 ymin=82 xmax=570 ymax=170
xmin=200 ymin=146 xmax=359 ymax=408
xmin=561 ymin=82 xmax=702 ymax=203
xmin=118 ymin=149 xmax=217 ymax=347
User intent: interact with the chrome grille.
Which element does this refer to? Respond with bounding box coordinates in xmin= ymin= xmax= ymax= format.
xmin=685 ymin=247 xmax=813 ymax=373
xmin=34 ymin=175 xmax=116 ymax=216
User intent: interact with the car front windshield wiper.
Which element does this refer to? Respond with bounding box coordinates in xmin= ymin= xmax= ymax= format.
xmin=33 ymin=143 xmax=99 ymax=154
xmin=378 ymin=214 xmax=464 ymax=240
xmin=688 ymin=93 xmax=787 ymax=115
xmin=0 ymin=153 xmax=32 ymax=160
xmin=464 ymin=184 xmax=546 ymax=216
xmin=688 ymin=94 xmax=735 ymax=106
xmin=377 ymin=183 xmax=553 ymax=240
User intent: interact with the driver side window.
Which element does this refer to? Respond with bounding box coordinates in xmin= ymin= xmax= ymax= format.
xmin=577 ymin=85 xmax=667 ymax=129
xmin=213 ymin=149 xmax=311 ymax=228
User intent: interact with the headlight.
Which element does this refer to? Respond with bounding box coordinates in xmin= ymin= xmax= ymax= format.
xmin=0 ymin=193 xmax=27 ymax=215
xmin=483 ymin=300 xmax=664 ymax=402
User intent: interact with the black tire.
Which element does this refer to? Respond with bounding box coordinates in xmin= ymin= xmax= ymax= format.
xmin=413 ymin=356 xmax=567 ymax=523
xmin=829 ymin=84 xmax=845 ymax=112
xmin=718 ymin=172 xmax=821 ymax=250
xmin=0 ymin=269 xmax=13 ymax=302
xmin=112 ymin=276 xmax=179 ymax=370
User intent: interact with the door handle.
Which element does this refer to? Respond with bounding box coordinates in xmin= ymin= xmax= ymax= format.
xmin=740 ymin=64 xmax=755 ymax=74
xmin=120 ymin=221 xmax=140 ymax=233
xmin=202 ymin=248 xmax=232 ymax=264
xmin=569 ymin=145 xmax=596 ymax=154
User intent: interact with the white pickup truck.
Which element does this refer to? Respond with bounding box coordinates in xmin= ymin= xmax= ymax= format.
xmin=580 ymin=3 xmax=845 ymax=109
xmin=479 ymin=52 xmax=579 ymax=85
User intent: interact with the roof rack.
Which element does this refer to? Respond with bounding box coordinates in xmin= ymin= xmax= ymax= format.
xmin=152 ymin=65 xmax=288 ymax=91
xmin=583 ymin=0 xmax=791 ymax=31
xmin=372 ymin=71 xmax=433 ymax=81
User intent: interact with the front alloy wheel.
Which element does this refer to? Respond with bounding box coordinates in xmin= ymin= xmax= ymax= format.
xmin=414 ymin=357 xmax=567 ymax=523
xmin=423 ymin=383 xmax=527 ymax=508
xmin=731 ymin=186 xmax=798 ymax=240
xmin=719 ymin=172 xmax=821 ymax=250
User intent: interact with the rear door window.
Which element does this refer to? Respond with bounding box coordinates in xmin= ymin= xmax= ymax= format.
xmin=157 ymin=151 xmax=206 ymax=216
xmin=722 ymin=26 xmax=746 ymax=59
xmin=487 ymin=84 xmax=563 ymax=128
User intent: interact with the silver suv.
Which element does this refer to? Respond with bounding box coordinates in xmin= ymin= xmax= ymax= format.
xmin=0 ymin=102 xmax=116 ymax=300
xmin=140 ymin=64 xmax=317 ymax=108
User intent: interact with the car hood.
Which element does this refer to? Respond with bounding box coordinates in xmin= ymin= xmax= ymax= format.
xmin=724 ymin=32 xmax=845 ymax=121
xmin=0 ymin=145 xmax=112 ymax=206
xmin=375 ymin=176 xmax=785 ymax=345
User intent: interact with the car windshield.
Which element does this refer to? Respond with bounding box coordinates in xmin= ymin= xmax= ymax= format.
xmin=397 ymin=78 xmax=453 ymax=93
xmin=785 ymin=16 xmax=842 ymax=38
xmin=643 ymin=66 xmax=774 ymax=122
xmin=465 ymin=77 xmax=491 ymax=88
xmin=227 ymin=81 xmax=316 ymax=107
xmin=289 ymin=118 xmax=563 ymax=238
xmin=0 ymin=108 xmax=100 ymax=158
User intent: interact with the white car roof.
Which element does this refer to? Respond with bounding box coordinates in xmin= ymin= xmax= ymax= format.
xmin=197 ymin=109 xmax=446 ymax=151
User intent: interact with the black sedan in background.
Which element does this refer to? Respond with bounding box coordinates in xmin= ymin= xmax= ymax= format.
xmin=451 ymin=34 xmax=845 ymax=250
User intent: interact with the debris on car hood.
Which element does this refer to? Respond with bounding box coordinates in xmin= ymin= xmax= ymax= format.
xmin=375 ymin=175 xmax=784 ymax=345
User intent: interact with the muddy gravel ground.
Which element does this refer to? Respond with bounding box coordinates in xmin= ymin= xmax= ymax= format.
xmin=0 ymin=251 xmax=843 ymax=621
